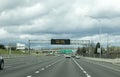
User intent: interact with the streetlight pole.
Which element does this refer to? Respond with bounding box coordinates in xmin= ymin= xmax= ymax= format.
xmin=28 ymin=40 xmax=30 ymax=54
xmin=107 ymin=33 xmax=109 ymax=58
xmin=98 ymin=19 xmax=102 ymax=58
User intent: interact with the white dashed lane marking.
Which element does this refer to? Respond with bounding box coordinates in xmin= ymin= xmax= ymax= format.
xmin=27 ymin=75 xmax=32 ymax=77
xmin=26 ymin=59 xmax=63 ymax=77
xmin=48 ymin=65 xmax=51 ymax=67
xmin=41 ymin=68 xmax=45 ymax=71
xmin=45 ymin=66 xmax=49 ymax=68
xmin=35 ymin=71 xmax=40 ymax=74
xmin=87 ymin=75 xmax=91 ymax=77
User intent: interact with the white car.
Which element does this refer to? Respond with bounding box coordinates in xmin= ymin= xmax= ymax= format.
xmin=64 ymin=54 xmax=71 ymax=58
xmin=0 ymin=56 xmax=4 ymax=70
xmin=75 ymin=56 xmax=80 ymax=59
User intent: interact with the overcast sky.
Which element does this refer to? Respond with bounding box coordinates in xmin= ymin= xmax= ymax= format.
xmin=0 ymin=0 xmax=120 ymax=46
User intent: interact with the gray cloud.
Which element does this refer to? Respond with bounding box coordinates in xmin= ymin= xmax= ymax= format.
xmin=90 ymin=10 xmax=120 ymax=19
xmin=0 ymin=0 xmax=120 ymax=46
xmin=0 ymin=0 xmax=42 ymax=12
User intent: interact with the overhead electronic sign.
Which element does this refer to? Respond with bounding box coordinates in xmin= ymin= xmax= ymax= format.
xmin=51 ymin=39 xmax=70 ymax=45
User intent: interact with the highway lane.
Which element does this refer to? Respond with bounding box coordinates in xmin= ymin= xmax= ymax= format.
xmin=80 ymin=58 xmax=120 ymax=71
xmin=25 ymin=57 xmax=120 ymax=77
xmin=0 ymin=55 xmax=120 ymax=77
xmin=0 ymin=55 xmax=63 ymax=77
xmin=31 ymin=58 xmax=86 ymax=77
xmin=4 ymin=55 xmax=59 ymax=69
xmin=76 ymin=58 xmax=120 ymax=77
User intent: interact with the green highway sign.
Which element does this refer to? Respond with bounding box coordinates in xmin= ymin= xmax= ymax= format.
xmin=60 ymin=49 xmax=73 ymax=53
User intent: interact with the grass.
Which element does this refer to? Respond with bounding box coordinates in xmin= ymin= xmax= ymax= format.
xmin=0 ymin=49 xmax=29 ymax=54
xmin=0 ymin=49 xmax=8 ymax=54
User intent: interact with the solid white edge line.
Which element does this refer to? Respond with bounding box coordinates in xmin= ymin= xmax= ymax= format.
xmin=72 ymin=58 xmax=91 ymax=77
xmin=72 ymin=58 xmax=84 ymax=70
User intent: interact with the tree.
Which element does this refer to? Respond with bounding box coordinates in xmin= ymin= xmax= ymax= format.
xmin=81 ymin=47 xmax=86 ymax=56
xmin=76 ymin=47 xmax=81 ymax=55
xmin=94 ymin=42 xmax=100 ymax=54
xmin=0 ymin=44 xmax=5 ymax=49
xmin=82 ymin=47 xmax=86 ymax=53
xmin=90 ymin=42 xmax=96 ymax=56
xmin=11 ymin=47 xmax=16 ymax=50
xmin=90 ymin=42 xmax=96 ymax=51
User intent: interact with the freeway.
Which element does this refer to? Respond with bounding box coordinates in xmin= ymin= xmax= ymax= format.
xmin=0 ymin=55 xmax=120 ymax=77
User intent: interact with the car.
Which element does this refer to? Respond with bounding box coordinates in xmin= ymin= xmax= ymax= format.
xmin=0 ymin=56 xmax=4 ymax=70
xmin=64 ymin=54 xmax=71 ymax=58
xmin=75 ymin=56 xmax=80 ymax=59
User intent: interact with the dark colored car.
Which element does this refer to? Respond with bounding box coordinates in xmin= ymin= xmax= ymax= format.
xmin=0 ymin=56 xmax=4 ymax=70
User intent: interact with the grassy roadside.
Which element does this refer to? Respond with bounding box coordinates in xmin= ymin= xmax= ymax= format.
xmin=0 ymin=49 xmax=29 ymax=54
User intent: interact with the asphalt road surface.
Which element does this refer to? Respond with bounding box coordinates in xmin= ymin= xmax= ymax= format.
xmin=0 ymin=55 xmax=120 ymax=77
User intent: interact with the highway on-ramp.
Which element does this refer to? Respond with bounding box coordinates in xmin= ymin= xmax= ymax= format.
xmin=0 ymin=55 xmax=120 ymax=77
